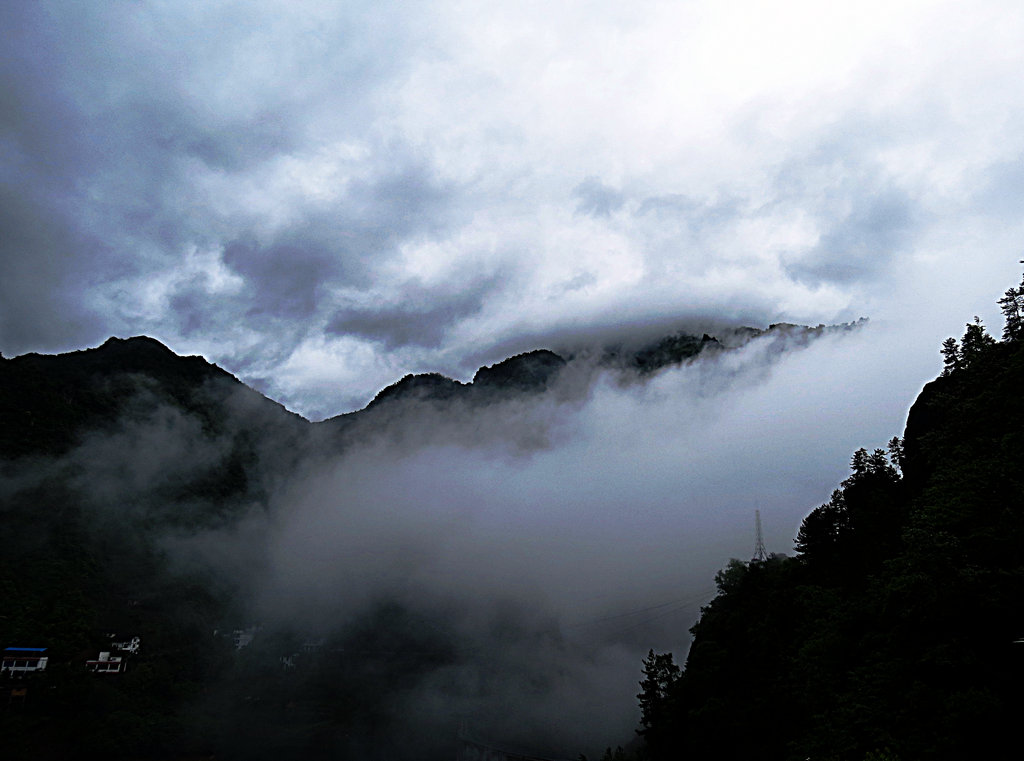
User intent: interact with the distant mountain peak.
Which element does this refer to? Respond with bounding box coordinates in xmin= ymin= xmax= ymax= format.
xmin=367 ymin=373 xmax=466 ymax=409
xmin=100 ymin=335 xmax=173 ymax=350
xmin=472 ymin=349 xmax=567 ymax=392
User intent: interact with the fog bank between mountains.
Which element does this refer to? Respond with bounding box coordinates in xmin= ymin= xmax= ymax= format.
xmin=0 ymin=319 xmax=939 ymax=758
xmin=177 ymin=320 xmax=929 ymax=755
xmin=256 ymin=319 xmax=923 ymax=622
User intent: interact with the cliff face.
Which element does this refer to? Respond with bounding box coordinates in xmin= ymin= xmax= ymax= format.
xmin=652 ymin=337 xmax=1024 ymax=761
xmin=902 ymin=339 xmax=1024 ymax=492
xmin=898 ymin=338 xmax=1024 ymax=596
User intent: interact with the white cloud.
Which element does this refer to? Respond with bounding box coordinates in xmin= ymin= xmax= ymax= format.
xmin=4 ymin=0 xmax=1024 ymax=416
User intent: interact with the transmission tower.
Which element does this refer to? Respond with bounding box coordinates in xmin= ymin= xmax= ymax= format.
xmin=753 ymin=509 xmax=769 ymax=562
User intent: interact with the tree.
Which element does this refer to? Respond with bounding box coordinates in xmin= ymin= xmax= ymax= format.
xmin=998 ymin=275 xmax=1024 ymax=341
xmin=849 ymin=447 xmax=871 ymax=478
xmin=843 ymin=447 xmax=897 ymax=488
xmin=960 ymin=316 xmax=995 ymax=367
xmin=713 ymin=558 xmax=749 ymax=595
xmin=887 ymin=436 xmax=905 ymax=474
xmin=940 ymin=337 xmax=961 ymax=375
xmin=867 ymin=448 xmax=897 ymax=479
xmin=795 ymin=489 xmax=848 ymax=558
xmin=637 ymin=649 xmax=680 ymax=754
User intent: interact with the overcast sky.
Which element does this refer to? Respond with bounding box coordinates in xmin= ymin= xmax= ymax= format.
xmin=3 ymin=0 xmax=1023 ymax=418
xmin=7 ymin=6 xmax=1024 ymax=750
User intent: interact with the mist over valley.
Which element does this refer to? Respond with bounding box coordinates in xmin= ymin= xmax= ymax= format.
xmin=1 ymin=319 xmax=890 ymax=758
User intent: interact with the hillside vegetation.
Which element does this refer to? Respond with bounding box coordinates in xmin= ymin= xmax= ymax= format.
xmin=636 ymin=273 xmax=1024 ymax=761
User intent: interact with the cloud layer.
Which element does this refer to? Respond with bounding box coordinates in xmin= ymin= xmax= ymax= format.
xmin=3 ymin=1 xmax=1023 ymax=417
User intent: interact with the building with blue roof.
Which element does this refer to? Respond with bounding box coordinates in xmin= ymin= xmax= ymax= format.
xmin=1 ymin=647 xmax=49 ymax=677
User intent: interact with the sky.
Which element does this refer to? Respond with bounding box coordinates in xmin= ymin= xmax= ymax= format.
xmin=5 ymin=3 xmax=1024 ymax=753
xmin=3 ymin=0 xmax=1023 ymax=419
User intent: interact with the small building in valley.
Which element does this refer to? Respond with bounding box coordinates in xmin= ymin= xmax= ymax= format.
xmin=86 ymin=651 xmax=127 ymax=674
xmin=85 ymin=634 xmax=140 ymax=674
xmin=1 ymin=647 xmax=49 ymax=677
xmin=108 ymin=635 xmax=141 ymax=655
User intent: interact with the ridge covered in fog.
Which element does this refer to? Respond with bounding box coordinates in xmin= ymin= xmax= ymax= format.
xmin=1 ymin=318 xmax=866 ymax=462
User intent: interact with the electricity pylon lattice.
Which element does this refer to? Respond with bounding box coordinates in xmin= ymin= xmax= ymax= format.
xmin=753 ymin=509 xmax=769 ymax=562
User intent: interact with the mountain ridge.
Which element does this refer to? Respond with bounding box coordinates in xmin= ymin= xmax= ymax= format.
xmin=2 ymin=320 xmax=863 ymax=458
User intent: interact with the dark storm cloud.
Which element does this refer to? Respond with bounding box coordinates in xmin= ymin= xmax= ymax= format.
xmin=122 ymin=96 xmax=296 ymax=176
xmin=0 ymin=186 xmax=106 ymax=353
xmin=325 ymin=275 xmax=501 ymax=350
xmin=0 ymin=5 xmax=112 ymax=353
xmin=347 ymin=161 xmax=458 ymax=237
xmin=573 ymin=176 xmax=625 ymax=217
xmin=223 ymin=238 xmax=339 ymax=321
xmin=3 ymin=0 xmax=1020 ymax=423
xmin=167 ymin=279 xmax=212 ymax=338
xmin=0 ymin=1 xmax=425 ymax=358
xmin=761 ymin=115 xmax=925 ymax=289
xmin=185 ymin=160 xmax=459 ymax=338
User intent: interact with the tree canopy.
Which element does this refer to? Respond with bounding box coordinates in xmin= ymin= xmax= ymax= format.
xmin=637 ymin=267 xmax=1024 ymax=761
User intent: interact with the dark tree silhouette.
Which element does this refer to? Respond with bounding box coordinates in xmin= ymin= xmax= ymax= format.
xmin=998 ymin=271 xmax=1024 ymax=341
xmin=635 ymin=270 xmax=1024 ymax=761
xmin=795 ymin=488 xmax=848 ymax=560
xmin=960 ymin=316 xmax=996 ymax=367
xmin=940 ymin=336 xmax=961 ymax=375
xmin=636 ymin=649 xmax=680 ymax=757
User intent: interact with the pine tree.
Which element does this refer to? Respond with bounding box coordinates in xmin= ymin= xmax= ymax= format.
xmin=940 ymin=337 xmax=961 ymax=375
xmin=795 ymin=489 xmax=848 ymax=558
xmin=637 ymin=649 xmax=680 ymax=756
xmin=960 ymin=316 xmax=995 ymax=367
xmin=887 ymin=436 xmax=905 ymax=474
xmin=849 ymin=447 xmax=870 ymax=478
xmin=998 ymin=274 xmax=1024 ymax=341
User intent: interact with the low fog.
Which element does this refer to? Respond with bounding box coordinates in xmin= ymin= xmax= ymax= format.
xmin=6 ymin=319 xmax=919 ymax=757
xmin=0 ymin=316 xmax=941 ymax=758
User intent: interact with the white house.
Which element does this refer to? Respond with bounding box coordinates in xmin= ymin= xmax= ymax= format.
xmin=86 ymin=651 xmax=126 ymax=674
xmin=85 ymin=634 xmax=140 ymax=674
xmin=108 ymin=634 xmax=141 ymax=655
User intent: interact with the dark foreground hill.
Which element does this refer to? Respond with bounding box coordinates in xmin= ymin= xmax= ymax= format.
xmin=636 ymin=302 xmax=1024 ymax=760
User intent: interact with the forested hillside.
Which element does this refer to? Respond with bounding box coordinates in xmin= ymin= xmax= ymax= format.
xmin=637 ymin=274 xmax=1024 ymax=761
